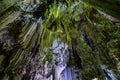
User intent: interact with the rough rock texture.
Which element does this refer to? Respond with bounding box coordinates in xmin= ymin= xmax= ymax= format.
xmin=0 ymin=0 xmax=120 ymax=80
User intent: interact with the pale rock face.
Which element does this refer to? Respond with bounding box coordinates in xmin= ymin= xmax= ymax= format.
xmin=92 ymin=78 xmax=98 ymax=80
xmin=52 ymin=39 xmax=68 ymax=54
xmin=52 ymin=39 xmax=69 ymax=80
xmin=34 ymin=73 xmax=43 ymax=80
xmin=60 ymin=66 xmax=82 ymax=80
xmin=98 ymin=11 xmax=120 ymax=23
xmin=51 ymin=39 xmax=81 ymax=80
xmin=19 ymin=0 xmax=40 ymax=12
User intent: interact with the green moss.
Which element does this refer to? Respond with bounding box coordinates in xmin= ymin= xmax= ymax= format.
xmin=0 ymin=0 xmax=120 ymax=80
xmin=82 ymin=0 xmax=120 ymax=19
xmin=0 ymin=0 xmax=19 ymax=15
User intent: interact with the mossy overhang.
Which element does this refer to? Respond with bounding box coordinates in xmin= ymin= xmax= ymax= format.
xmin=82 ymin=0 xmax=120 ymax=20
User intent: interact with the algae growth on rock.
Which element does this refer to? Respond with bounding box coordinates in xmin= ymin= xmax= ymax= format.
xmin=0 ymin=0 xmax=120 ymax=80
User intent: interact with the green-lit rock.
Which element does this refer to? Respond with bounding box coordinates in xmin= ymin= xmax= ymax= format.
xmin=0 ymin=0 xmax=120 ymax=80
xmin=82 ymin=0 xmax=120 ymax=19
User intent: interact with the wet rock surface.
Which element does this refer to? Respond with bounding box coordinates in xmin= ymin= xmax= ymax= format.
xmin=0 ymin=0 xmax=120 ymax=80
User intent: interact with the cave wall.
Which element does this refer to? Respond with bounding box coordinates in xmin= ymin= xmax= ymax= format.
xmin=82 ymin=0 xmax=120 ymax=19
xmin=0 ymin=0 xmax=120 ymax=80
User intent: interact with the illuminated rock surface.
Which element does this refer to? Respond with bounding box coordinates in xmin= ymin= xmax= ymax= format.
xmin=0 ymin=0 xmax=120 ymax=80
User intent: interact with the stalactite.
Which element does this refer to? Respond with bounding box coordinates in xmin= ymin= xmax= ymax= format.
xmin=0 ymin=0 xmax=120 ymax=80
